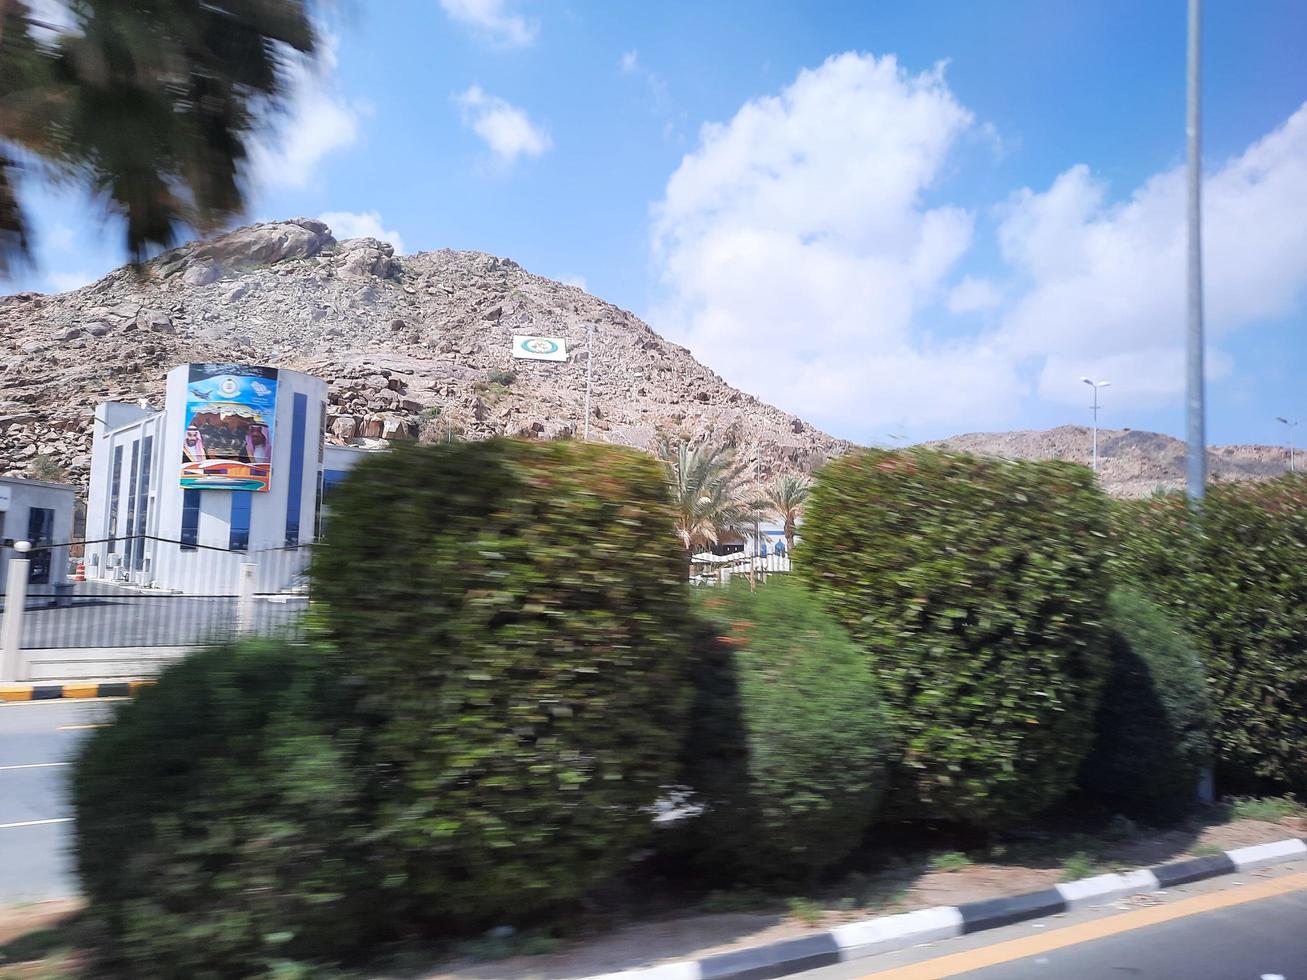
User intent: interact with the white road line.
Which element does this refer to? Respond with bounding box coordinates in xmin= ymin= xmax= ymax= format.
xmin=0 ymin=818 xmax=72 ymax=830
xmin=0 ymin=762 xmax=69 ymax=771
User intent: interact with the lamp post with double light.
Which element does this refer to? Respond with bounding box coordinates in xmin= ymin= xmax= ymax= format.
xmin=1081 ymin=377 xmax=1111 ymax=474
xmin=1276 ymin=417 xmax=1299 ymax=473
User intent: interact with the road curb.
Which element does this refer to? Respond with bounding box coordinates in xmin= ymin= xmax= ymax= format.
xmin=0 ymin=679 xmax=153 ymax=702
xmin=579 ymin=836 xmax=1307 ymax=980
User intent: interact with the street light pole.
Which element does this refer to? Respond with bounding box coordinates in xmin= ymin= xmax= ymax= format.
xmin=583 ymin=323 xmax=594 ymax=441
xmin=1080 ymin=378 xmax=1111 ymax=474
xmin=1276 ymin=417 xmax=1299 ymax=473
xmin=1186 ymin=0 xmax=1207 ymax=501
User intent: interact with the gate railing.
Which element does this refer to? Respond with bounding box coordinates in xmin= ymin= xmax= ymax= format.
xmin=1 ymin=535 xmax=312 ymax=682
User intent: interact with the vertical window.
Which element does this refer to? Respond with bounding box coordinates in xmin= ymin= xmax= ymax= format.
xmin=26 ymin=507 xmax=54 ymax=584
xmin=229 ymin=491 xmax=253 ymax=551
xmin=133 ymin=435 xmax=153 ymax=570
xmin=285 ymin=392 xmax=307 ymax=547
xmin=108 ymin=445 xmax=123 ymax=552
xmin=180 ymin=489 xmax=201 ymax=551
xmin=123 ymin=441 xmax=140 ymax=570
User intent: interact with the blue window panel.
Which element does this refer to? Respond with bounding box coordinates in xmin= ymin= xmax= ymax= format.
xmin=124 ymin=441 xmax=140 ymax=570
xmin=285 ymin=393 xmax=308 ymax=547
xmin=180 ymin=489 xmax=201 ymax=551
xmin=133 ymin=435 xmax=153 ymax=570
xmin=26 ymin=507 xmax=55 ymax=584
xmin=229 ymin=490 xmax=253 ymax=552
xmin=108 ymin=445 xmax=123 ymax=553
xmin=322 ymin=469 xmax=350 ymax=501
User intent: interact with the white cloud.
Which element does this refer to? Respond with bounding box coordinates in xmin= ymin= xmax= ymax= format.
xmin=319 ymin=210 xmax=406 ymax=253
xmin=454 ymin=85 xmax=552 ymax=166
xmin=249 ymin=34 xmax=360 ymax=189
xmin=652 ymin=49 xmax=1307 ymax=438
xmin=946 ymin=275 xmax=1002 ymax=313
xmin=651 ymin=53 xmax=985 ymax=436
xmin=620 ymin=50 xmax=639 ymax=73
xmin=997 ymin=102 xmax=1307 ymax=407
xmin=46 ymin=269 xmax=95 ymax=293
xmin=560 ymin=274 xmax=588 ymax=290
xmin=439 ymin=0 xmax=537 ymax=47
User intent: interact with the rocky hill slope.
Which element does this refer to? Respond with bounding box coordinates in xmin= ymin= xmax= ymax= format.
xmin=0 ymin=218 xmax=847 ymax=488
xmin=930 ymin=425 xmax=1291 ymax=498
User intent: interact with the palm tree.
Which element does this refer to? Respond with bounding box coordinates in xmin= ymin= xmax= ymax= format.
xmin=657 ymin=439 xmax=753 ymax=553
xmin=1 ymin=0 xmax=319 ymax=272
xmin=763 ymin=473 xmax=810 ymax=555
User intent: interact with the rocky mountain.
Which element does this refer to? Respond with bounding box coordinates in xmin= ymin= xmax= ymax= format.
xmin=929 ymin=425 xmax=1292 ymax=498
xmin=0 ymin=218 xmax=848 ymax=489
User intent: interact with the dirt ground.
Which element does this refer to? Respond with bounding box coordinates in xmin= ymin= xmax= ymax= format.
xmin=425 ymin=813 xmax=1307 ymax=980
xmin=1 ymin=814 xmax=1302 ymax=980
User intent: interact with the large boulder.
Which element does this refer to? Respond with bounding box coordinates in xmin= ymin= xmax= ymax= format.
xmin=167 ymin=219 xmax=337 ymax=283
xmin=337 ymin=238 xmax=401 ymax=279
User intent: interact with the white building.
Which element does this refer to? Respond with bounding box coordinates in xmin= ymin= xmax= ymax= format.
xmin=85 ymin=363 xmax=372 ymax=594
xmin=0 ymin=476 xmax=76 ymax=592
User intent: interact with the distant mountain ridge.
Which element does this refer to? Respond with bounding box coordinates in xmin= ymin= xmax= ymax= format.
xmin=928 ymin=425 xmax=1291 ymax=498
xmin=0 ymin=218 xmax=1288 ymax=501
xmin=0 ymin=218 xmax=848 ymax=487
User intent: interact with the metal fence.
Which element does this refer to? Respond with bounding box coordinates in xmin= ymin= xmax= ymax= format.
xmin=1 ymin=535 xmax=311 ymax=681
xmin=690 ymin=552 xmax=793 ymax=586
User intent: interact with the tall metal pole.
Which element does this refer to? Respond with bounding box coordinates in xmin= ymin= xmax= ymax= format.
xmin=1081 ymin=378 xmax=1109 ymax=474
xmin=1091 ymin=385 xmax=1099 ymax=474
xmin=583 ymin=324 xmax=594 ymax=441
xmin=1187 ymin=0 xmax=1215 ymax=809
xmin=1185 ymin=0 xmax=1207 ymax=501
xmin=1277 ymin=417 xmax=1298 ymax=473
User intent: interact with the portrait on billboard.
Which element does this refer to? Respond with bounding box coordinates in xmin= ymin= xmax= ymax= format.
xmin=179 ymin=364 xmax=279 ymax=491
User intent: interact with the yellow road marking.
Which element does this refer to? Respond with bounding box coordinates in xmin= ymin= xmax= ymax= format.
xmin=56 ymin=723 xmax=106 ymax=731
xmin=62 ymin=683 xmax=98 ymax=699
xmin=0 ymin=687 xmax=33 ymax=703
xmin=864 ymin=870 xmax=1307 ymax=978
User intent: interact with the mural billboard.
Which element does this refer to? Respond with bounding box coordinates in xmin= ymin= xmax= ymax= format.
xmin=180 ymin=364 xmax=279 ymax=491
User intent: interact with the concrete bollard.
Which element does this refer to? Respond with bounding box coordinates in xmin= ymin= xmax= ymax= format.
xmin=235 ymin=562 xmax=258 ymax=636
xmin=1 ymin=544 xmax=33 ymax=682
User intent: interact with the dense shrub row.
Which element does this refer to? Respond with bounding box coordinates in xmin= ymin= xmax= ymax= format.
xmin=1076 ymin=589 xmax=1213 ymax=822
xmin=81 ymin=442 xmax=1307 ymax=977
xmin=674 ymin=577 xmax=891 ymax=883
xmin=74 ymin=440 xmax=694 ymax=976
xmin=1112 ymin=476 xmax=1307 ymax=791
xmin=798 ymin=449 xmax=1113 ymax=829
xmin=312 ymin=440 xmax=694 ymax=927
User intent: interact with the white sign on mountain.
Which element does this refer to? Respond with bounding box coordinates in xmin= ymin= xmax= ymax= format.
xmin=512 ymin=335 xmax=568 ymax=362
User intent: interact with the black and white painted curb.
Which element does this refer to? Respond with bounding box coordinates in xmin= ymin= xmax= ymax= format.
xmin=581 ymin=836 xmax=1307 ymax=980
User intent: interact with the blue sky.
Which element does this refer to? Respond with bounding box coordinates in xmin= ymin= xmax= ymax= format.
xmin=9 ymin=1 xmax=1307 ymax=448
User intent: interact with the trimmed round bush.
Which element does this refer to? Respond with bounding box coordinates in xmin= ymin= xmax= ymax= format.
xmin=311 ymin=439 xmax=693 ymax=927
xmin=675 ymin=577 xmax=892 ymax=883
xmin=1112 ymin=477 xmax=1307 ymax=791
xmin=799 ymin=448 xmax=1112 ymax=829
xmin=1078 ymin=588 xmax=1213 ymax=822
xmin=72 ymin=640 xmax=371 ymax=977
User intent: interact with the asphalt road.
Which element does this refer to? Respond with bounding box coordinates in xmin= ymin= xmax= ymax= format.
xmin=961 ymin=886 xmax=1307 ymax=978
xmin=798 ymin=865 xmax=1307 ymax=979
xmin=0 ymin=698 xmax=116 ymax=904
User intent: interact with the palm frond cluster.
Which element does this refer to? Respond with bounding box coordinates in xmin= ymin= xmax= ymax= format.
xmin=1 ymin=0 xmax=318 ymax=273
xmin=657 ymin=439 xmax=811 ymax=553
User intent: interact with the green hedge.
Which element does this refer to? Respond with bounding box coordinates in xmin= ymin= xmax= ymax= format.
xmin=1112 ymin=477 xmax=1307 ymax=790
xmin=1077 ymin=589 xmax=1213 ymax=822
xmin=311 ymin=439 xmax=693 ymax=927
xmin=799 ymin=448 xmax=1112 ymax=829
xmin=674 ymin=578 xmax=892 ymax=883
xmin=72 ymin=640 xmax=371 ymax=978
